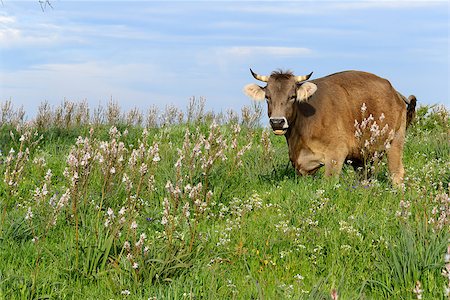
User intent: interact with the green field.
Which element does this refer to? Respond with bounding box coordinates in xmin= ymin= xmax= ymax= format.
xmin=0 ymin=100 xmax=449 ymax=299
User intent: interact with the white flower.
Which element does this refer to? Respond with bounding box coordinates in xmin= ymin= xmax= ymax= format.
xmin=107 ymin=207 xmax=114 ymax=217
xmin=25 ymin=207 xmax=33 ymax=220
xmin=294 ymin=274 xmax=304 ymax=281
xmin=174 ymin=157 xmax=182 ymax=168
xmin=361 ymin=103 xmax=367 ymax=113
xmin=445 ymin=253 xmax=450 ymax=263
xmin=44 ymin=169 xmax=53 ymax=182
xmin=139 ymin=163 xmax=148 ymax=175
xmin=122 ymin=174 xmax=129 ymax=183
xmin=183 ymin=202 xmax=190 ymax=218
xmin=123 ymin=241 xmax=131 ymax=251
xmin=118 ymin=206 xmax=126 ymax=215
xmin=130 ymin=221 xmax=138 ymax=230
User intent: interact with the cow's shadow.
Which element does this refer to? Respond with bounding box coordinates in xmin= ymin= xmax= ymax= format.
xmin=258 ymin=161 xmax=324 ymax=183
xmin=258 ymin=161 xmax=295 ymax=182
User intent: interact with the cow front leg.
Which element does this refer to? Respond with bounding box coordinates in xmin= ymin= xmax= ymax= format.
xmin=324 ymin=148 xmax=347 ymax=177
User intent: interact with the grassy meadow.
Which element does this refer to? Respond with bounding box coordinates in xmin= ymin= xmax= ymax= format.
xmin=0 ymin=98 xmax=449 ymax=299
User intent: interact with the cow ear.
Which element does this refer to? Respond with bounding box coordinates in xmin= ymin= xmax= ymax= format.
xmin=296 ymin=82 xmax=317 ymax=102
xmin=243 ymin=84 xmax=266 ymax=101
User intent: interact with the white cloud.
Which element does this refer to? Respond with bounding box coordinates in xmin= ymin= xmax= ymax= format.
xmin=0 ymin=15 xmax=16 ymax=24
xmin=328 ymin=1 xmax=446 ymax=10
xmin=220 ymin=1 xmax=446 ymax=15
xmin=222 ymin=46 xmax=313 ymax=58
xmin=0 ymin=61 xmax=182 ymax=115
xmin=0 ymin=12 xmax=70 ymax=48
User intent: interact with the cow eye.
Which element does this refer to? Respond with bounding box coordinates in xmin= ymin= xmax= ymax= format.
xmin=289 ymin=95 xmax=297 ymax=102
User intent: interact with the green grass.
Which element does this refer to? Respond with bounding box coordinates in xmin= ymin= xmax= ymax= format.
xmin=0 ymin=104 xmax=449 ymax=299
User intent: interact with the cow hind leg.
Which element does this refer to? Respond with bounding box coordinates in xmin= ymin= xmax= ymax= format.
xmin=387 ymin=130 xmax=406 ymax=187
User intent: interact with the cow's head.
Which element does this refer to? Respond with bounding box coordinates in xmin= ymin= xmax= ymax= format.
xmin=244 ymin=69 xmax=317 ymax=135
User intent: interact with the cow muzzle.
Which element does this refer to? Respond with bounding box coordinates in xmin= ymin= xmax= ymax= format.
xmin=269 ymin=117 xmax=288 ymax=135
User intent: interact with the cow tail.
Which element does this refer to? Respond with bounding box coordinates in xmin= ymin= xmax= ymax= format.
xmin=405 ymin=95 xmax=417 ymax=128
xmin=397 ymin=92 xmax=417 ymax=128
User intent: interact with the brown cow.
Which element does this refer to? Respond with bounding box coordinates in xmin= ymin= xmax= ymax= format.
xmin=244 ymin=69 xmax=416 ymax=186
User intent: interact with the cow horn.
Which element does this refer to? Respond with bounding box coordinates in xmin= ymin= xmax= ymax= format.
xmin=250 ymin=68 xmax=269 ymax=82
xmin=295 ymin=72 xmax=313 ymax=82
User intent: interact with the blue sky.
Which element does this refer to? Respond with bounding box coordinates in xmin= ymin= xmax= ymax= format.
xmin=0 ymin=1 xmax=449 ymax=117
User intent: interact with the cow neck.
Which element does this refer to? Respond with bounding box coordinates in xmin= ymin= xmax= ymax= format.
xmin=285 ymin=110 xmax=302 ymax=150
xmin=285 ymin=109 xmax=318 ymax=170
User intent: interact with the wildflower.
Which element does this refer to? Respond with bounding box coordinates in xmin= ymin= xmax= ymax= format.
xmin=122 ymin=174 xmax=132 ymax=191
xmin=107 ymin=207 xmax=115 ymax=217
xmin=331 ymin=289 xmax=338 ymax=300
xmin=183 ymin=202 xmax=190 ymax=219
xmin=165 ymin=181 xmax=174 ymax=193
xmin=130 ymin=221 xmax=138 ymax=230
xmin=174 ymin=157 xmax=182 ymax=168
xmin=56 ymin=189 xmax=70 ymax=210
xmin=48 ymin=194 xmax=57 ymax=207
xmin=25 ymin=207 xmax=33 ymax=220
xmin=118 ymin=206 xmax=126 ymax=215
xmin=41 ymin=184 xmax=48 ymax=196
xmin=123 ymin=241 xmax=131 ymax=251
xmin=396 ymin=199 xmax=412 ymax=220
xmin=413 ymin=281 xmax=423 ymax=299
xmin=139 ymin=163 xmax=148 ymax=176
xmin=109 ymin=126 xmax=118 ymax=137
xmin=132 ymin=262 xmax=139 ymax=269
xmin=339 ymin=220 xmax=362 ymax=240
xmin=121 ymin=290 xmax=131 ymax=295
xmin=44 ymin=169 xmax=53 ymax=182
xmin=294 ymin=274 xmax=304 ymax=281
xmin=361 ymin=103 xmax=367 ymax=113
xmin=445 ymin=245 xmax=450 ymax=263
xmin=67 ymin=153 xmax=78 ymax=167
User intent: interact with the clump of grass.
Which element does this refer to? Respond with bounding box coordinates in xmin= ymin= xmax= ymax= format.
xmin=3 ymin=125 xmax=42 ymax=198
xmin=0 ymin=100 xmax=25 ymax=127
xmin=369 ymin=222 xmax=448 ymax=299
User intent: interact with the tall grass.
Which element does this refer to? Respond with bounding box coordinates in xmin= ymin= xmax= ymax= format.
xmin=0 ymin=99 xmax=449 ymax=299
